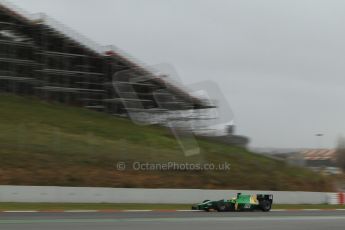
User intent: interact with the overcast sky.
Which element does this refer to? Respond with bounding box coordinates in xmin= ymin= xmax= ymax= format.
xmin=9 ymin=0 xmax=345 ymax=149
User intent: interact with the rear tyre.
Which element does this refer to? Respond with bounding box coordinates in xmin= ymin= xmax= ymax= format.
xmin=217 ymin=203 xmax=229 ymax=212
xmin=260 ymin=200 xmax=272 ymax=212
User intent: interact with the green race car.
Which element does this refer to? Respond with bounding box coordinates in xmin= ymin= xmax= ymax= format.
xmin=192 ymin=193 xmax=273 ymax=212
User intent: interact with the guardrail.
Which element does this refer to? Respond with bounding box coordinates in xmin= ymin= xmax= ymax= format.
xmin=0 ymin=186 xmax=336 ymax=204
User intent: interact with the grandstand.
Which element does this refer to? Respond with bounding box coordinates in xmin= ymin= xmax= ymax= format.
xmin=0 ymin=0 xmax=213 ymax=122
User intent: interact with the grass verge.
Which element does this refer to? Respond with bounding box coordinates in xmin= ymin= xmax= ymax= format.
xmin=0 ymin=93 xmax=334 ymax=191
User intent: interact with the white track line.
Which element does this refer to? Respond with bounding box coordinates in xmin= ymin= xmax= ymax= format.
xmin=302 ymin=209 xmax=322 ymax=211
xmin=3 ymin=210 xmax=38 ymax=213
xmin=64 ymin=210 xmax=98 ymax=213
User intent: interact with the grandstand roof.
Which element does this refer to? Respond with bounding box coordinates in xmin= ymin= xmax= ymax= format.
xmin=301 ymin=149 xmax=337 ymax=161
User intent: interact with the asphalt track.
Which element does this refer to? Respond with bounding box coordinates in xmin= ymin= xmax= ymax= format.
xmin=1 ymin=210 xmax=345 ymax=230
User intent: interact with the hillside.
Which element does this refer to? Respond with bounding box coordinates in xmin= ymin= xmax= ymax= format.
xmin=0 ymin=94 xmax=334 ymax=191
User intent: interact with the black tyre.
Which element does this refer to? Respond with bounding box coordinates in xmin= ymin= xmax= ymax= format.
xmin=217 ymin=203 xmax=229 ymax=212
xmin=260 ymin=200 xmax=272 ymax=212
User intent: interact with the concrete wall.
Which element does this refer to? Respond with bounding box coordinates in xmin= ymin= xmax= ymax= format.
xmin=0 ymin=186 xmax=329 ymax=204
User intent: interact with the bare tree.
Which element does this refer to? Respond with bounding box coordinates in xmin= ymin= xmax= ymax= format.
xmin=336 ymin=137 xmax=345 ymax=171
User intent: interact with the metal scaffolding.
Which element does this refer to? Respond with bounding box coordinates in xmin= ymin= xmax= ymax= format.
xmin=0 ymin=1 xmax=218 ymax=134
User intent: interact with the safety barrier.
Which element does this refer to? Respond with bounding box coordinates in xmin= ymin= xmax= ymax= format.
xmin=327 ymin=193 xmax=345 ymax=205
xmin=0 ymin=186 xmax=336 ymax=204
